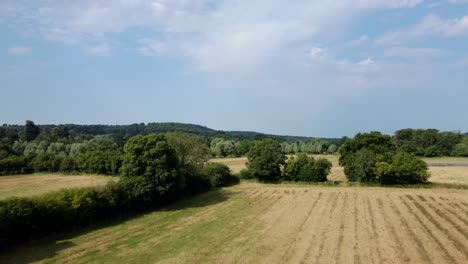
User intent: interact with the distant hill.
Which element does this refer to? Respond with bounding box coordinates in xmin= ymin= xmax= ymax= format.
xmin=2 ymin=122 xmax=335 ymax=142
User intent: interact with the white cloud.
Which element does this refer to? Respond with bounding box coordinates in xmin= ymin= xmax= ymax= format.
xmin=377 ymin=14 xmax=468 ymax=45
xmin=83 ymin=43 xmax=111 ymax=56
xmin=447 ymin=0 xmax=468 ymax=3
xmin=0 ymin=0 xmax=424 ymax=71
xmin=7 ymin=45 xmax=32 ymax=55
xmin=357 ymin=58 xmax=375 ymax=66
xmin=309 ymin=47 xmax=328 ymax=58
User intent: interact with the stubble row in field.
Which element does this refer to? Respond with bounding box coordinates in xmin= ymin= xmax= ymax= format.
xmin=2 ymin=183 xmax=467 ymax=263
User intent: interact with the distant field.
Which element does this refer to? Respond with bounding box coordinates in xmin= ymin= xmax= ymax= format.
xmin=212 ymin=155 xmax=468 ymax=185
xmin=422 ymin=157 xmax=468 ymax=163
xmin=2 ymin=183 xmax=467 ymax=263
xmin=0 ymin=174 xmax=116 ymax=200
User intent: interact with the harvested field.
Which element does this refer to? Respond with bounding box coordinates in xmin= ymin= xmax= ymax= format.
xmin=0 ymin=174 xmax=116 ymax=200
xmin=428 ymin=167 xmax=468 ymax=185
xmin=2 ymin=183 xmax=467 ymax=263
xmin=209 ymin=157 xmax=247 ymax=174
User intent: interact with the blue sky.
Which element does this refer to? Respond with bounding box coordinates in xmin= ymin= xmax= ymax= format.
xmin=1 ymin=0 xmax=467 ymax=137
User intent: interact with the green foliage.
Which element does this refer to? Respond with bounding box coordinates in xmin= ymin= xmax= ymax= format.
xmin=0 ymin=183 xmax=123 ymax=248
xmin=374 ymin=152 xmax=430 ymax=184
xmin=246 ymin=139 xmax=286 ymax=183
xmin=0 ymin=156 xmax=31 ymax=175
xmin=339 ymin=131 xmax=395 ymax=166
xmin=210 ymin=138 xmax=238 ymax=157
xmin=238 ymin=168 xmax=253 ymax=179
xmin=394 ymin=128 xmax=463 ymax=157
xmin=344 ymin=149 xmax=379 ymax=182
xmin=76 ymin=150 xmax=122 ymax=175
xmin=452 ymin=143 xmax=468 ymax=157
xmin=451 ymin=137 xmax=468 ymax=156
xmin=30 ymin=152 xmax=63 ymax=172
xmin=327 ymin=144 xmax=338 ymax=154
xmin=282 ymin=154 xmax=331 ymax=182
xmin=120 ymin=134 xmax=181 ymax=203
xmin=22 ymin=120 xmax=40 ymax=142
xmin=165 ymin=132 xmax=210 ymax=174
xmin=202 ymin=163 xmax=239 ymax=187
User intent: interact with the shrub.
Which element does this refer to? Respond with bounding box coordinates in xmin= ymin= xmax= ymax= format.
xmin=0 ymin=156 xmax=31 ymax=175
xmin=0 ymin=183 xmax=123 ymax=248
xmin=202 ymin=163 xmax=239 ymax=187
xmin=375 ymin=152 xmax=430 ymax=185
xmin=239 ymin=168 xmax=254 ymax=179
xmin=282 ymin=154 xmax=331 ymax=182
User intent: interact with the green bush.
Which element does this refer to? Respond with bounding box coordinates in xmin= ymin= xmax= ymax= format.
xmin=239 ymin=168 xmax=254 ymax=179
xmin=202 ymin=163 xmax=239 ymax=187
xmin=0 ymin=183 xmax=123 ymax=248
xmin=282 ymin=154 xmax=331 ymax=182
xmin=0 ymin=156 xmax=31 ymax=175
xmin=375 ymin=152 xmax=430 ymax=185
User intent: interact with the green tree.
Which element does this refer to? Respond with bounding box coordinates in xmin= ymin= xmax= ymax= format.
xmin=246 ymin=139 xmax=286 ymax=183
xmin=344 ymin=149 xmax=379 ymax=182
xmin=164 ymin=132 xmax=210 ymax=173
xmin=339 ymin=131 xmax=395 ymax=166
xmin=120 ymin=134 xmax=181 ymax=204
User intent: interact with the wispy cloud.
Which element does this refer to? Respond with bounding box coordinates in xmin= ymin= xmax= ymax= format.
xmin=376 ymin=14 xmax=468 ymax=45
xmin=83 ymin=43 xmax=111 ymax=56
xmin=7 ymin=45 xmax=32 ymax=55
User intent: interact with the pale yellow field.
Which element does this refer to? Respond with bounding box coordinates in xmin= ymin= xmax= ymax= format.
xmin=2 ymin=183 xmax=467 ymax=264
xmin=428 ymin=167 xmax=468 ymax=185
xmin=423 ymin=157 xmax=468 ymax=163
xmin=0 ymin=174 xmax=116 ymax=200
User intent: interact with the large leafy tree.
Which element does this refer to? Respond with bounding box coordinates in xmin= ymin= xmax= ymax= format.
xmin=120 ymin=134 xmax=181 ymax=203
xmin=246 ymin=138 xmax=286 ymax=182
xmin=339 ymin=132 xmax=395 ymax=183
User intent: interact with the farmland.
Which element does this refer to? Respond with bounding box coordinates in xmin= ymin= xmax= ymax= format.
xmin=0 ymin=174 xmax=115 ymax=200
xmin=212 ymin=155 xmax=468 ymax=185
xmin=2 ymin=182 xmax=467 ymax=263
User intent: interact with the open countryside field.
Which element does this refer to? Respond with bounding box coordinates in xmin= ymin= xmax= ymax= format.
xmin=0 ymin=174 xmax=116 ymax=200
xmin=212 ymin=155 xmax=468 ymax=185
xmin=2 ymin=182 xmax=467 ymax=264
